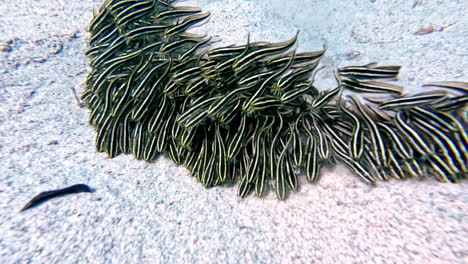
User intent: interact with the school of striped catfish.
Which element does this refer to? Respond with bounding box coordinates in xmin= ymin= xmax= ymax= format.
xmin=82 ymin=0 xmax=467 ymax=199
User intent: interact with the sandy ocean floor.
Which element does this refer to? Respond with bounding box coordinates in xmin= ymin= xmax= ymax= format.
xmin=0 ymin=0 xmax=467 ymax=263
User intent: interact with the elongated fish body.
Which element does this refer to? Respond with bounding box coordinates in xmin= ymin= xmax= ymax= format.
xmin=81 ymin=0 xmax=467 ymax=200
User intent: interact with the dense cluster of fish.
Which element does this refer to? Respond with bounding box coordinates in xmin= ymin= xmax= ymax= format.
xmin=82 ymin=0 xmax=467 ymax=199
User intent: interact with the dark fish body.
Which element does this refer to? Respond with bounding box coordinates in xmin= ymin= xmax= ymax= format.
xmin=20 ymin=184 xmax=94 ymax=212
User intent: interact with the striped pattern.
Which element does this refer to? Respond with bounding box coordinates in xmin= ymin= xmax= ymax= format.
xmin=83 ymin=0 xmax=467 ymax=200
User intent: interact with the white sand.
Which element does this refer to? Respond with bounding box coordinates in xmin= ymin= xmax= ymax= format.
xmin=0 ymin=0 xmax=467 ymax=263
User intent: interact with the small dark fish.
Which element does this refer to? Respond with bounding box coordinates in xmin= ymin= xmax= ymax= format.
xmin=20 ymin=184 xmax=95 ymax=212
